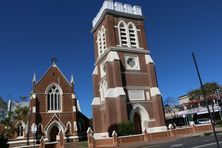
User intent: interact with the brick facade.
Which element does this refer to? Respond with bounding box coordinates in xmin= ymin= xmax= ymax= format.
xmin=91 ymin=1 xmax=166 ymax=138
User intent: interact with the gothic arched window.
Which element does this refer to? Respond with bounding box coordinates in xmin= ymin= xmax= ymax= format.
xmin=47 ymin=85 xmax=61 ymax=111
xmin=128 ymin=23 xmax=139 ymax=48
xmin=118 ymin=21 xmax=139 ymax=48
xmin=118 ymin=21 xmax=128 ymax=47
xmin=17 ymin=122 xmax=23 ymax=137
xmin=97 ymin=26 xmax=107 ymax=58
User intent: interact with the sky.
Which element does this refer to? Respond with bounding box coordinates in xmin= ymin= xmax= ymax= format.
xmin=0 ymin=0 xmax=222 ymax=118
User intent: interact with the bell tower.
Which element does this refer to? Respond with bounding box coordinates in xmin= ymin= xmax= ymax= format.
xmin=92 ymin=0 xmax=166 ymax=138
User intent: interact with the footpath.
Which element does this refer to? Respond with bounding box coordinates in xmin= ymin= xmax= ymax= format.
xmin=119 ymin=127 xmax=222 ymax=148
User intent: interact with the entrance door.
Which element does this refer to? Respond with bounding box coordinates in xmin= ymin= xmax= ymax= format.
xmin=50 ymin=126 xmax=59 ymax=141
xmin=134 ymin=112 xmax=142 ymax=134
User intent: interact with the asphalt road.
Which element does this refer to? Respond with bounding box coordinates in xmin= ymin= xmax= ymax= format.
xmin=142 ymin=134 xmax=222 ymax=148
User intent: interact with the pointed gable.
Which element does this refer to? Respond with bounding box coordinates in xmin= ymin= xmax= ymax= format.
xmin=35 ymin=64 xmax=73 ymax=94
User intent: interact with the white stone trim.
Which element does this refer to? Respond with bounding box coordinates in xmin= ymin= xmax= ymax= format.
xmin=45 ymin=120 xmax=65 ymax=141
xmin=74 ymin=121 xmax=78 ymax=131
xmin=147 ymin=126 xmax=168 ymax=133
xmin=92 ymin=97 xmax=101 ymax=105
xmin=72 ymin=93 xmax=75 ymax=99
xmin=31 ymin=93 xmax=36 ymax=99
xmin=72 ymin=106 xmax=76 ymax=112
xmin=92 ymin=1 xmax=142 ymax=27
xmin=105 ymin=87 xmax=125 ymax=98
xmin=93 ymin=132 xmax=109 ymax=139
xmin=105 ymin=51 xmax=120 ymax=62
xmin=150 ymin=87 xmax=161 ymax=97
xmin=128 ymin=90 xmax=145 ymax=101
xmin=130 ymin=104 xmax=150 ymax=132
xmin=32 ymin=107 xmax=36 ymax=113
xmin=145 ymin=55 xmax=154 ymax=64
xmin=92 ymin=66 xmax=98 ymax=75
xmin=125 ymin=54 xmax=140 ymax=70
xmin=76 ymin=100 xmax=81 ymax=112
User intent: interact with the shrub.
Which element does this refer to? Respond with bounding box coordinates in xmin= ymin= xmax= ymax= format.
xmin=116 ymin=122 xmax=136 ymax=136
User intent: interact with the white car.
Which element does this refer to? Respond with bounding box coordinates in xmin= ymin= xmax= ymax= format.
xmin=197 ymin=118 xmax=210 ymax=124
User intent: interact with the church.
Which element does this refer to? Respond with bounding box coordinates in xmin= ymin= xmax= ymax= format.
xmin=91 ymin=0 xmax=166 ymax=138
xmin=12 ymin=60 xmax=89 ymax=146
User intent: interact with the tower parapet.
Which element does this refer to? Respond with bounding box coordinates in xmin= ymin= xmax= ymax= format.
xmin=92 ymin=0 xmax=142 ymax=28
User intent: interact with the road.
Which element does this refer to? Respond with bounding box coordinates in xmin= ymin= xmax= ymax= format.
xmin=139 ymin=134 xmax=222 ymax=148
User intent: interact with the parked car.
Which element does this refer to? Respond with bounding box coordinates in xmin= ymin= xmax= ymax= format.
xmin=197 ymin=118 xmax=210 ymax=124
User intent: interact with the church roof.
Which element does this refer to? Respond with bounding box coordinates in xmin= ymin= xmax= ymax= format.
xmin=35 ymin=63 xmax=72 ymax=86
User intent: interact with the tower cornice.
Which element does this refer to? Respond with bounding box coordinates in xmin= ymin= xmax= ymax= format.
xmin=92 ymin=1 xmax=144 ymax=33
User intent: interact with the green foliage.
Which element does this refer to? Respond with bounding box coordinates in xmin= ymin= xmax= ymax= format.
xmin=188 ymin=82 xmax=220 ymax=100
xmin=116 ymin=122 xmax=136 ymax=136
xmin=0 ymin=97 xmax=7 ymax=110
xmin=1 ymin=106 xmax=29 ymax=138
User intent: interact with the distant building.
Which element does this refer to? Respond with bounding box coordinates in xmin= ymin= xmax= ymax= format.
xmin=178 ymin=94 xmax=222 ymax=121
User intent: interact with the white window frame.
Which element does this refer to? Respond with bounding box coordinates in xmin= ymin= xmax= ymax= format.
xmin=125 ymin=54 xmax=140 ymax=70
xmin=46 ymin=84 xmax=62 ymax=113
xmin=97 ymin=26 xmax=107 ymax=58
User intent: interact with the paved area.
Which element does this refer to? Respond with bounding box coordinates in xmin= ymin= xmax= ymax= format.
xmin=144 ymin=134 xmax=222 ymax=148
xmin=120 ymin=127 xmax=222 ymax=148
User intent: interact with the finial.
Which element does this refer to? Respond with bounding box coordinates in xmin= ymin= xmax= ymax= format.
xmin=51 ymin=57 xmax=58 ymax=67
xmin=32 ymin=72 xmax=36 ymax=83
xmin=71 ymin=75 xmax=74 ymax=84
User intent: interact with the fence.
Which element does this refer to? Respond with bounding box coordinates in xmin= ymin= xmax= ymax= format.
xmin=87 ymin=124 xmax=212 ymax=148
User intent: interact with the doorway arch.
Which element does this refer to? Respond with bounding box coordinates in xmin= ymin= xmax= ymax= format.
xmin=50 ymin=126 xmax=59 ymax=141
xmin=46 ymin=120 xmax=65 ymax=141
xmin=130 ymin=104 xmax=150 ymax=133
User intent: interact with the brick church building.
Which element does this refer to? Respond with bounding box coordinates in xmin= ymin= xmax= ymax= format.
xmin=11 ymin=61 xmax=89 ymax=146
xmin=91 ymin=0 xmax=166 ymax=138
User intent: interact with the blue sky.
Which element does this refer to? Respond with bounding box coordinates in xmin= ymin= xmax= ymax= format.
xmin=0 ymin=0 xmax=222 ymax=118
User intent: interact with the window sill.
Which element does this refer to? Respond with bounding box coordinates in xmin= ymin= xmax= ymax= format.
xmin=47 ymin=110 xmax=62 ymax=113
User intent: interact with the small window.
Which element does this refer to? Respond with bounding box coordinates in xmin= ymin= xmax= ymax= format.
xmin=17 ymin=123 xmax=23 ymax=137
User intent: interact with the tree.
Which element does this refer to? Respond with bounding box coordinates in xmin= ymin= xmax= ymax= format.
xmin=163 ymin=97 xmax=180 ymax=119
xmin=0 ymin=97 xmax=7 ymax=110
xmin=1 ymin=105 xmax=29 ymax=139
xmin=188 ymin=82 xmax=220 ymax=100
xmin=20 ymin=96 xmax=27 ymax=102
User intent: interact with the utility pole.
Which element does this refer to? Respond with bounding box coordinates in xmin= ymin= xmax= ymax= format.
xmin=192 ymin=52 xmax=220 ymax=148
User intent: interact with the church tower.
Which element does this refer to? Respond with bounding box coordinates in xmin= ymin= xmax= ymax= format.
xmin=92 ymin=0 xmax=166 ymax=138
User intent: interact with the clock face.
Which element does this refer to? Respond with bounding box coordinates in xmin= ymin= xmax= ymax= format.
xmin=127 ymin=57 xmax=136 ymax=68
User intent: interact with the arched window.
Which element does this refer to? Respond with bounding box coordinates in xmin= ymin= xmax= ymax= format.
xmin=99 ymin=80 xmax=108 ymax=102
xmin=118 ymin=21 xmax=128 ymax=47
xmin=128 ymin=23 xmax=139 ymax=48
xmin=97 ymin=31 xmax=102 ymax=57
xmin=17 ymin=122 xmax=23 ymax=137
xmin=97 ymin=26 xmax=107 ymax=58
xmin=47 ymin=85 xmax=61 ymax=111
xmin=37 ymin=124 xmax=43 ymax=137
xmin=118 ymin=21 xmax=139 ymax=48
xmin=65 ymin=122 xmax=71 ymax=136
